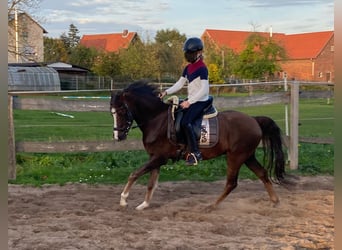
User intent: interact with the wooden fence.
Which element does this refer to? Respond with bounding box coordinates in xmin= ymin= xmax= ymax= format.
xmin=8 ymin=81 xmax=334 ymax=180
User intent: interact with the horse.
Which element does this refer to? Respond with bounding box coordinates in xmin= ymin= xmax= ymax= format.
xmin=110 ymin=81 xmax=287 ymax=211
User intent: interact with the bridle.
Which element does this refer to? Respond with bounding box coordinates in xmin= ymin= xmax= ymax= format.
xmin=111 ymin=104 xmax=133 ymax=136
xmin=110 ymin=103 xmax=138 ymax=138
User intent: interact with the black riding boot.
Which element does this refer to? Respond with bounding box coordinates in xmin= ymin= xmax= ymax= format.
xmin=184 ymin=123 xmax=202 ymax=166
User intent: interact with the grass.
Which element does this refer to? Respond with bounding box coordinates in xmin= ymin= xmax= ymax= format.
xmin=11 ymin=143 xmax=333 ymax=186
xmin=13 ymin=98 xmax=334 ymax=141
xmin=10 ymin=98 xmax=334 ymax=186
xmin=14 ymin=110 xmax=113 ymax=141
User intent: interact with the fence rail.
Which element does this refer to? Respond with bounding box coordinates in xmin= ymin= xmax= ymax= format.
xmin=15 ymin=140 xmax=144 ymax=153
xmin=8 ymin=81 xmax=334 ymax=180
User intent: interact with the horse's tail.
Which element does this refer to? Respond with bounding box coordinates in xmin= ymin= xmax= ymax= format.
xmin=254 ymin=116 xmax=286 ymax=184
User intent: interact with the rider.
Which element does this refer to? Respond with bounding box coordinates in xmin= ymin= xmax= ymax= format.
xmin=159 ymin=37 xmax=210 ymax=166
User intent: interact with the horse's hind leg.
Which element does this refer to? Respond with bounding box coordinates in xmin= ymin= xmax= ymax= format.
xmin=136 ymin=169 xmax=160 ymax=210
xmin=245 ymin=154 xmax=279 ymax=205
xmin=209 ymin=155 xmax=244 ymax=210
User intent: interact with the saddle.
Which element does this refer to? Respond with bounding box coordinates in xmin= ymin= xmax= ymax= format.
xmin=167 ymin=96 xmax=219 ymax=148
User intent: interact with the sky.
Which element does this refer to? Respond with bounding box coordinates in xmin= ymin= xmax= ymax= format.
xmin=36 ymin=0 xmax=334 ymax=39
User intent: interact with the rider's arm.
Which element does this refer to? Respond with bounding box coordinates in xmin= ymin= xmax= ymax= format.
xmin=164 ymin=76 xmax=187 ymax=96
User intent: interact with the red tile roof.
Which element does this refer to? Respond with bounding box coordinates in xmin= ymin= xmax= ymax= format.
xmin=80 ymin=31 xmax=137 ymax=52
xmin=202 ymin=29 xmax=334 ymax=60
xmin=280 ymin=31 xmax=334 ymax=59
xmin=202 ymin=29 xmax=285 ymax=53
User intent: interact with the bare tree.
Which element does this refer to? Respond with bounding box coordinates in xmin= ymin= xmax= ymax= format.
xmin=8 ymin=0 xmax=42 ymax=14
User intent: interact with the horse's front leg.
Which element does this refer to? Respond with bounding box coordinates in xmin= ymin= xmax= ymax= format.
xmin=119 ymin=157 xmax=165 ymax=209
xmin=136 ymin=168 xmax=160 ymax=210
xmin=120 ymin=173 xmax=136 ymax=207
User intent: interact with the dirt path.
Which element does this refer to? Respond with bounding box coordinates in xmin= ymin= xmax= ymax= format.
xmin=8 ymin=176 xmax=334 ymax=250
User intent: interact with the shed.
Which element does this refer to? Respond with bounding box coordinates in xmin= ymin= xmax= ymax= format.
xmin=47 ymin=62 xmax=90 ymax=90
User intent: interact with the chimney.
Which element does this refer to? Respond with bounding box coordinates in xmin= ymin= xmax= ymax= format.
xmin=122 ymin=29 xmax=128 ymax=37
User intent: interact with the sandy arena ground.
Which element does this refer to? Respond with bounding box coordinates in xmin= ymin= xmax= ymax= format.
xmin=8 ymin=175 xmax=334 ymax=250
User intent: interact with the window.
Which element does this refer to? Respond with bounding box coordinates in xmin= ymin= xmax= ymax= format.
xmin=23 ymin=46 xmax=36 ymax=56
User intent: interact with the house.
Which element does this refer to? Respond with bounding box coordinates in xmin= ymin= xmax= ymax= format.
xmin=8 ymin=12 xmax=47 ymax=63
xmin=201 ymin=29 xmax=334 ymax=82
xmin=279 ymin=31 xmax=334 ymax=82
xmin=80 ymin=30 xmax=140 ymax=53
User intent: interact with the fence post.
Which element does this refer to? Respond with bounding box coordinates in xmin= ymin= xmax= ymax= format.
xmin=8 ymin=95 xmax=17 ymax=180
xmin=289 ymin=81 xmax=299 ymax=169
xmin=283 ymin=74 xmax=290 ymax=163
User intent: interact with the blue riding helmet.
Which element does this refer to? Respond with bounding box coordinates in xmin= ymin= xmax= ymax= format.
xmin=183 ymin=37 xmax=204 ymax=52
xmin=183 ymin=37 xmax=204 ymax=63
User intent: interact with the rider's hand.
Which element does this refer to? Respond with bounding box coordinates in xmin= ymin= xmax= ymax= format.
xmin=159 ymin=91 xmax=167 ymax=99
xmin=180 ymin=100 xmax=190 ymax=109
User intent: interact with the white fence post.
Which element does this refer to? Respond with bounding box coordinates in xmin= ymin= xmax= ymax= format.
xmin=283 ymin=74 xmax=290 ymax=163
xmin=289 ymin=81 xmax=299 ymax=169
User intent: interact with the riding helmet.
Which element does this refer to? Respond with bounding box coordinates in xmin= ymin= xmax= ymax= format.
xmin=183 ymin=37 xmax=204 ymax=52
xmin=183 ymin=37 xmax=204 ymax=63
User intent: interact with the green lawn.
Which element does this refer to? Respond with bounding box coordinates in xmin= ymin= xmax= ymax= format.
xmin=10 ymin=98 xmax=334 ymax=186
xmin=13 ymin=98 xmax=334 ymax=141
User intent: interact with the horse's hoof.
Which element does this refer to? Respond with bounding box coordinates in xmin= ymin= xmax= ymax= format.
xmin=117 ymin=204 xmax=128 ymax=211
xmin=136 ymin=201 xmax=149 ymax=211
xmin=120 ymin=200 xmax=128 ymax=207
xmin=204 ymin=204 xmax=216 ymax=213
xmin=272 ymin=200 xmax=280 ymax=208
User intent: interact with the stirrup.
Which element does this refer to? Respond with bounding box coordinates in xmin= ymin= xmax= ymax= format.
xmin=186 ymin=153 xmax=201 ymax=166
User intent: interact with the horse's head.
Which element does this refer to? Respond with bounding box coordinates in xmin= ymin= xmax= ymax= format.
xmin=110 ymin=81 xmax=169 ymax=141
xmin=110 ymin=90 xmax=133 ymax=141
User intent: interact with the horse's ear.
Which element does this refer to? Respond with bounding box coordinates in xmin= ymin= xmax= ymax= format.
xmin=122 ymin=91 xmax=130 ymax=98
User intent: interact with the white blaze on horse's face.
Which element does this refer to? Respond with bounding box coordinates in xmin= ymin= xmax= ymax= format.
xmin=111 ymin=107 xmax=118 ymax=141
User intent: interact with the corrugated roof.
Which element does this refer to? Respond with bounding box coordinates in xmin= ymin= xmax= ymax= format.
xmin=80 ymin=31 xmax=137 ymax=52
xmin=202 ymin=29 xmax=333 ymax=59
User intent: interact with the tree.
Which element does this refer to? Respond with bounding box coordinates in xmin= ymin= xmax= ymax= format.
xmin=155 ymin=29 xmax=187 ymax=81
xmin=234 ymin=33 xmax=287 ymax=80
xmin=43 ymin=37 xmax=68 ymax=62
xmin=208 ymin=63 xmax=223 ymax=83
xmin=119 ymin=40 xmax=160 ymax=81
xmin=68 ymin=45 xmax=99 ymax=70
xmin=203 ymin=40 xmax=238 ymax=83
xmin=60 ymin=23 xmax=80 ymax=54
xmin=92 ymin=52 xmax=121 ymax=78
xmin=8 ymin=0 xmax=42 ymax=16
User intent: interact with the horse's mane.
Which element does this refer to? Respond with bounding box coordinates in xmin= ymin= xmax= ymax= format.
xmin=124 ymin=81 xmax=159 ymax=98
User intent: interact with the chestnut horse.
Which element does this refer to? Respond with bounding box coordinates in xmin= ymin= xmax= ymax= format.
xmin=110 ymin=81 xmax=286 ymax=211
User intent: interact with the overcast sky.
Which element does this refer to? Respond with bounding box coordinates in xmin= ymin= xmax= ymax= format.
xmin=38 ymin=0 xmax=334 ymax=39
